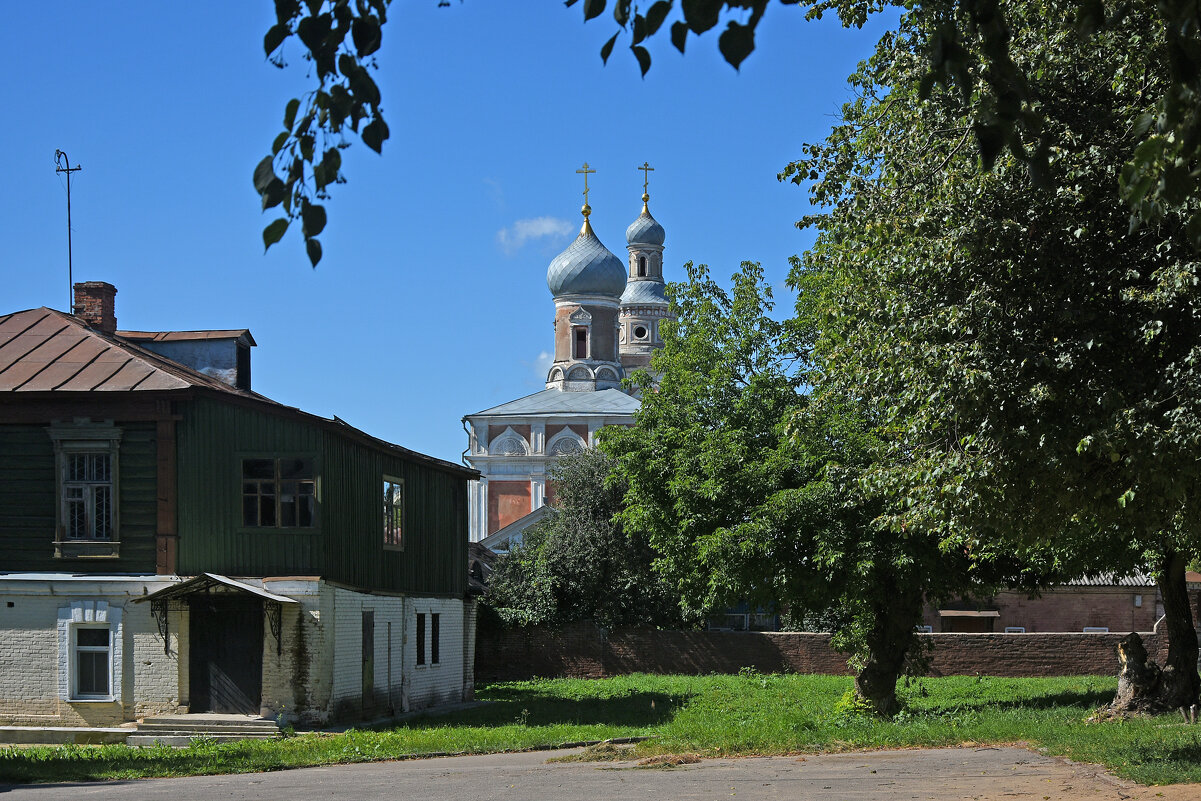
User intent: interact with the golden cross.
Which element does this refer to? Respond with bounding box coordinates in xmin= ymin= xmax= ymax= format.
xmin=638 ymin=161 xmax=654 ymax=194
xmin=576 ymin=162 xmax=596 ymax=204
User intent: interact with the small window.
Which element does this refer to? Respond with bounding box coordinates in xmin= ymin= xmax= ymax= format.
xmin=1083 ymin=626 xmax=1110 ymax=633
xmin=1004 ymin=626 xmax=1026 ymax=634
xmin=383 ymin=477 xmax=403 ymax=549
xmin=633 ymin=325 xmax=648 ymax=340
xmin=74 ymin=627 xmax=111 ymax=698
xmin=573 ymin=327 xmax=588 ymax=359
xmin=431 ymin=613 xmax=440 ymax=665
xmin=242 ymin=457 xmax=316 ymax=528
xmin=416 ymin=612 xmax=426 ymax=665
xmin=915 ymin=625 xmax=933 ymax=633
xmin=638 ymin=256 xmax=647 ymax=277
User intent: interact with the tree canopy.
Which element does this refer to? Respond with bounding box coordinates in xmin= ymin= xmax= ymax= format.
xmin=259 ymin=1 xmax=1201 ymax=265
xmin=485 ymin=448 xmax=685 ymax=630
xmin=790 ymin=2 xmax=1201 ymax=708
xmin=603 ymin=261 xmax=1044 ymax=713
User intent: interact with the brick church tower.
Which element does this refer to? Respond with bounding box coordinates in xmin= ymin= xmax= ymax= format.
xmin=462 ymin=166 xmax=672 ymax=545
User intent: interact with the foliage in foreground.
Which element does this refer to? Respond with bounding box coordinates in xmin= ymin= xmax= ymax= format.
xmin=792 ymin=1 xmax=1201 ymax=709
xmin=604 ymin=262 xmax=1043 ymax=715
xmin=4 ymin=675 xmax=1201 ymax=787
xmin=484 ymin=449 xmax=685 ymax=630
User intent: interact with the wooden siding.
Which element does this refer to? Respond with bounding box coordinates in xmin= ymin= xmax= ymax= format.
xmin=322 ymin=433 xmax=467 ymax=596
xmin=175 ymin=397 xmax=323 ymax=576
xmin=0 ymin=423 xmax=158 ymax=572
xmin=176 ymin=396 xmax=468 ymax=596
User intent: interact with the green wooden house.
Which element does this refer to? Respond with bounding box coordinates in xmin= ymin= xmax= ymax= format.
xmin=0 ymin=282 xmax=479 ymax=727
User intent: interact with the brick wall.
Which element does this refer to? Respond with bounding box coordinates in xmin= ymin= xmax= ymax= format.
xmin=922 ymin=586 xmax=1162 ymax=633
xmin=476 ymin=621 xmax=1172 ymax=682
xmin=0 ymin=584 xmax=184 ymax=727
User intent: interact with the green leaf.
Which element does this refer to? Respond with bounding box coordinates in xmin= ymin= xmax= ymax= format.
xmin=315 ymin=148 xmax=342 ymax=189
xmin=583 ymin=0 xmax=606 ymax=22
xmin=646 ymin=1 xmax=671 ymax=35
xmin=253 ymin=156 xmax=277 ymax=193
xmin=972 ymin=122 xmax=1007 ymax=172
xmin=352 ymin=16 xmax=382 ymax=57
xmin=362 ymin=117 xmax=390 ymax=153
xmin=301 ymin=201 xmax=327 ymax=238
xmin=613 ymin=0 xmax=630 ymax=27
xmin=632 ymin=45 xmax=651 ymax=77
xmin=260 ymin=178 xmax=287 ymax=210
xmin=262 ymin=218 xmax=289 ymax=252
xmin=682 ymin=0 xmax=721 ymax=34
xmin=283 ymin=98 xmax=300 ymax=132
xmin=306 ymin=236 xmax=323 ymax=267
xmin=718 ymin=21 xmax=754 ymax=70
xmin=671 ymin=21 xmax=688 ymax=54
xmin=600 ymin=33 xmax=619 ymax=65
xmin=632 ymin=14 xmax=646 ymax=45
xmin=264 ymin=23 xmax=289 ymax=56
xmin=272 ymin=131 xmax=289 ymax=155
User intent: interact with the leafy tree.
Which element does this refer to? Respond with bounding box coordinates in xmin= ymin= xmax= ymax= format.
xmin=255 ymin=0 xmax=392 ymax=266
xmin=261 ymin=2 xmax=1201 ymax=263
xmin=789 ymin=4 xmax=1201 ymax=710
xmin=485 ymin=448 xmax=685 ymax=630
xmin=603 ymin=261 xmax=1040 ymax=714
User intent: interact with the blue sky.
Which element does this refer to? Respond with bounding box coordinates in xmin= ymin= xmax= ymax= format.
xmin=4 ymin=2 xmax=894 ymax=463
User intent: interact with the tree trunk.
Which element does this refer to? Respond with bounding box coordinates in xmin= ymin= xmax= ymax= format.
xmin=854 ymin=584 xmax=922 ymax=716
xmin=1153 ymin=550 xmax=1199 ymax=708
xmin=1108 ymin=550 xmax=1200 ymax=715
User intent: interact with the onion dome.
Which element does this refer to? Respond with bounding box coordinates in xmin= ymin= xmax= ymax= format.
xmin=625 ymin=193 xmax=665 ymax=247
xmin=547 ymin=206 xmax=627 ymax=297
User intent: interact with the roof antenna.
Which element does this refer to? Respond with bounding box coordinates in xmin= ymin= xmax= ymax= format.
xmin=54 ymin=150 xmax=82 ymax=312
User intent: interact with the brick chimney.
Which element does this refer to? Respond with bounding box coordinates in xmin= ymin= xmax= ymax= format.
xmin=73 ymin=282 xmax=117 ymax=334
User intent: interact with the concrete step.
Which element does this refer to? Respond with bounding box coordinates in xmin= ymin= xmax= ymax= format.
xmin=127 ymin=733 xmax=280 ymax=747
xmin=136 ymin=722 xmax=280 ymax=733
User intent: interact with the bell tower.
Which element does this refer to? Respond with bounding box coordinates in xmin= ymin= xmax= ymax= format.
xmin=620 ymin=163 xmax=670 ymax=372
xmin=544 ymin=164 xmax=627 ymax=392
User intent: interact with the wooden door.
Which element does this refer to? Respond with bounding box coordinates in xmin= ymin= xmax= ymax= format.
xmin=362 ymin=610 xmax=375 ymax=713
xmin=190 ymin=596 xmax=263 ymax=714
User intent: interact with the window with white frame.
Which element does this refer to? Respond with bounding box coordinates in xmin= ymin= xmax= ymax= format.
xmin=74 ymin=626 xmax=112 ymax=698
xmin=48 ymin=420 xmax=122 ymax=556
xmin=1004 ymin=626 xmax=1026 ymax=634
xmin=57 ymin=600 xmax=122 ymax=703
xmin=383 ymin=477 xmax=403 ymax=549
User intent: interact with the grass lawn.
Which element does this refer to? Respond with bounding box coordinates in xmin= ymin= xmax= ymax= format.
xmin=3 ymin=673 xmax=1201 ymax=785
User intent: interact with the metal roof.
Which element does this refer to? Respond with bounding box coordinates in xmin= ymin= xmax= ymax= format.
xmin=626 ymin=206 xmax=665 ymax=246
xmin=546 ymin=221 xmax=627 ymax=298
xmin=0 ymin=307 xmax=246 ymax=394
xmin=117 ymin=329 xmax=256 ymax=346
xmin=469 ymin=388 xmax=641 ymax=418
xmin=1063 ymin=572 xmax=1157 ymax=587
xmin=0 ymin=307 xmax=477 ymax=479
xmin=136 ymin=573 xmax=299 ymax=604
xmin=621 ymin=279 xmax=668 ymax=306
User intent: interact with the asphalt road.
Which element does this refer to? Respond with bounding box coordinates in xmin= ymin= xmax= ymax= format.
xmin=2 ymin=746 xmax=1198 ymax=800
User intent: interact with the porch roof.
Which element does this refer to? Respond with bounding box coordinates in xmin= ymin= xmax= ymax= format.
xmin=137 ymin=573 xmax=299 ymax=605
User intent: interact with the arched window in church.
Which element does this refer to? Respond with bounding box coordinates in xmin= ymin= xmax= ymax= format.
xmin=638 ymin=256 xmax=647 ymax=277
xmin=573 ymin=326 xmax=588 ymax=359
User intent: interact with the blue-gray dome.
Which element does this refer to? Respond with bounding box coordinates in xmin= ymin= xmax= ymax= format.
xmin=620 ymin=279 xmax=668 ymax=306
xmin=547 ymin=220 xmax=627 ymax=297
xmin=626 ymin=205 xmax=665 ymax=247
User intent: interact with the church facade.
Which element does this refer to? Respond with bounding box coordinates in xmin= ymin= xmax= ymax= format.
xmin=462 ymin=172 xmax=669 ymax=546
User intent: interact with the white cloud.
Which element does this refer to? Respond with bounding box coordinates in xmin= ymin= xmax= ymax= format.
xmin=496 ymin=216 xmax=573 ymax=255
xmin=520 ymin=350 xmax=555 ymax=387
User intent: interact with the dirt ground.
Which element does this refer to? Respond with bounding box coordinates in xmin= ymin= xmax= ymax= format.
xmin=2 ymin=746 xmax=1200 ymax=800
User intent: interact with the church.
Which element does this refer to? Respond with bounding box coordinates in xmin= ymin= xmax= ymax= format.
xmin=462 ymin=166 xmax=670 ymax=547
